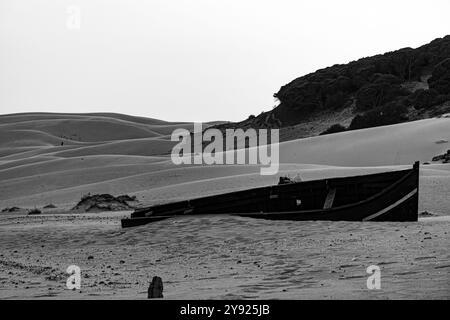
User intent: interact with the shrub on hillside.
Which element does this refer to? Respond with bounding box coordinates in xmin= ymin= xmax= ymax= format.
xmin=349 ymin=103 xmax=409 ymax=130
xmin=334 ymin=76 xmax=354 ymax=92
xmin=409 ymin=89 xmax=450 ymax=109
xmin=429 ymin=58 xmax=450 ymax=95
xmin=430 ymin=79 xmax=450 ymax=95
xmin=324 ymin=91 xmax=348 ymax=109
xmin=355 ymin=79 xmax=409 ymax=111
xmin=270 ymin=36 xmax=450 ymax=126
xmin=355 ymin=84 xmax=381 ymax=110
xmin=371 ymin=73 xmax=402 ymax=85
xmin=411 ymin=89 xmax=439 ymax=109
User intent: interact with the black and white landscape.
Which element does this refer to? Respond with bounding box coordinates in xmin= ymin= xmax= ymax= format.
xmin=0 ymin=1 xmax=449 ymax=300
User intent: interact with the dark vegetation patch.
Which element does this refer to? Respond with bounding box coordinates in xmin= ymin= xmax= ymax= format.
xmin=348 ymin=103 xmax=409 ymax=130
xmin=273 ymin=36 xmax=450 ymax=127
xmin=432 ymin=150 xmax=450 ymax=163
xmin=27 ymin=208 xmax=42 ymax=215
xmin=419 ymin=211 xmax=437 ymax=217
xmin=71 ymin=194 xmax=138 ymax=212
xmin=214 ymin=36 xmax=450 ymax=136
xmin=429 ymin=58 xmax=450 ymax=94
xmin=409 ymin=88 xmax=449 ymax=110
xmin=1 ymin=207 xmax=22 ymax=213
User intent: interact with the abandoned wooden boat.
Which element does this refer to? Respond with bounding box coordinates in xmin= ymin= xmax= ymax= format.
xmin=121 ymin=162 xmax=419 ymax=228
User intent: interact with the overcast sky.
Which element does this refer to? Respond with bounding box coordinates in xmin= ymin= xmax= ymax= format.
xmin=1 ymin=0 xmax=449 ymax=122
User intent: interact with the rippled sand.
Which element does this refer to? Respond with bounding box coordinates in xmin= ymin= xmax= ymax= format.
xmin=0 ymin=212 xmax=449 ymax=299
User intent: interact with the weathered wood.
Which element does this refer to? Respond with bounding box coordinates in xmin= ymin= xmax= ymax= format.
xmin=122 ymin=162 xmax=419 ymax=226
xmin=323 ymin=188 xmax=336 ymax=209
xmin=148 ymin=276 xmax=163 ymax=298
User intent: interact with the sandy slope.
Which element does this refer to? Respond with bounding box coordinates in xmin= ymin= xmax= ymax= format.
xmin=0 ymin=213 xmax=448 ymax=299
xmin=277 ymin=118 xmax=450 ymax=166
xmin=0 ymin=113 xmax=449 ymax=299
xmin=0 ymin=115 xmax=448 ymax=213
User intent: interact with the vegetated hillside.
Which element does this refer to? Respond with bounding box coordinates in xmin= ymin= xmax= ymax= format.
xmin=214 ymin=35 xmax=450 ymax=141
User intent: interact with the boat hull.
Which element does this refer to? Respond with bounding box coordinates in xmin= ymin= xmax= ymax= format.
xmin=121 ymin=162 xmax=419 ymax=227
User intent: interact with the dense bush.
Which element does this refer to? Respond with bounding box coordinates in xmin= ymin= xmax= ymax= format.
xmin=371 ymin=73 xmax=402 ymax=85
xmin=430 ymin=79 xmax=450 ymax=95
xmin=408 ymin=88 xmax=450 ymax=110
xmin=411 ymin=89 xmax=439 ymax=109
xmin=28 ymin=208 xmax=42 ymax=215
xmin=320 ymin=124 xmax=347 ymax=135
xmin=355 ymin=81 xmax=408 ymax=111
xmin=324 ymin=91 xmax=348 ymax=109
xmin=429 ymin=58 xmax=450 ymax=94
xmin=272 ymin=36 xmax=450 ymax=126
xmin=348 ymin=103 xmax=409 ymax=130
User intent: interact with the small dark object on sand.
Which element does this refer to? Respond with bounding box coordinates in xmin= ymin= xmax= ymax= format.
xmin=1 ymin=207 xmax=21 ymax=213
xmin=44 ymin=204 xmax=57 ymax=209
xmin=148 ymin=276 xmax=163 ymax=298
xmin=28 ymin=208 xmax=42 ymax=215
xmin=419 ymin=211 xmax=436 ymax=217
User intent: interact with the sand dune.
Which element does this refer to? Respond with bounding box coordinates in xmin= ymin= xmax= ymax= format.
xmin=50 ymin=138 xmax=176 ymax=158
xmin=0 ymin=112 xmax=172 ymax=126
xmin=0 ymin=160 xmax=448 ymax=216
xmin=0 ymin=146 xmax=48 ymax=159
xmin=0 ymin=119 xmax=161 ymax=142
xmin=0 ymin=112 xmax=218 ymax=140
xmin=0 ymin=114 xmax=449 ymax=214
xmin=0 ymin=155 xmax=168 ymax=180
xmin=0 ymin=129 xmax=87 ymax=147
xmin=277 ymin=118 xmax=450 ymax=166
xmin=0 ymin=112 xmax=449 ymax=300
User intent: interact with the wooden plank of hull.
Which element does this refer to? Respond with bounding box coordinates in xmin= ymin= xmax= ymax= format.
xmin=237 ymin=163 xmax=419 ymax=222
xmin=237 ymin=189 xmax=418 ymax=222
xmin=131 ymin=169 xmax=408 ymax=218
xmin=122 ymin=162 xmax=419 ymax=227
xmin=323 ymin=188 xmax=336 ymax=209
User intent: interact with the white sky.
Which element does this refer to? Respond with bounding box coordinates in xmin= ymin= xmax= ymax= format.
xmin=1 ymin=0 xmax=449 ymax=122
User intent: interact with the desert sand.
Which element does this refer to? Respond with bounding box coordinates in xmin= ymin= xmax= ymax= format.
xmin=0 ymin=113 xmax=449 ymax=299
